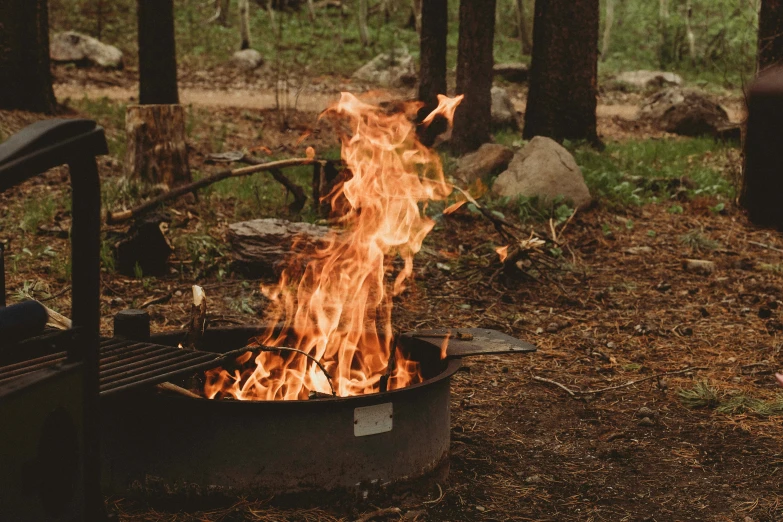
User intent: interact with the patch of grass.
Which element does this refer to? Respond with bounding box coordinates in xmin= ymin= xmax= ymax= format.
xmin=678 ymin=380 xmax=721 ymax=409
xmin=20 ymin=197 xmax=57 ymax=234
xmin=679 ymin=230 xmax=721 ymax=251
xmin=67 ymin=96 xmax=128 ymax=158
xmin=572 ymin=138 xmax=736 ymax=207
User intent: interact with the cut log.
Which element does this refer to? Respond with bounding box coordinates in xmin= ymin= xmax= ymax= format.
xmin=125 ymin=104 xmax=191 ymax=187
xmin=113 ymin=213 xmax=174 ymax=277
xmin=228 ymin=218 xmax=328 ymax=277
xmin=182 ymin=285 xmax=207 ymax=351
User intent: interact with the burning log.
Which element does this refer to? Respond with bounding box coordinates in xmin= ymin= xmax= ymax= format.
xmin=227 ymin=218 xmax=327 ymax=277
xmin=182 ymin=285 xmax=207 ymax=351
xmin=107 ymin=156 xmax=314 ymax=224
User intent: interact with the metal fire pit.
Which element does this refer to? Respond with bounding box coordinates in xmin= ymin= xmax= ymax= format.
xmin=101 ymin=325 xmax=534 ymax=497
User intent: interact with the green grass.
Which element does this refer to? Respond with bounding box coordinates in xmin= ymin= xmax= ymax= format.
xmin=679 ymin=380 xmax=783 ymax=417
xmin=19 ymin=196 xmax=58 ymax=234
xmin=571 ymin=137 xmax=736 ymax=207
xmin=66 ymin=96 xmax=128 ymax=158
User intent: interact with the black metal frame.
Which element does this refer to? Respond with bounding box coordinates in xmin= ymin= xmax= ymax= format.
xmin=0 ymin=119 xmax=107 ymax=520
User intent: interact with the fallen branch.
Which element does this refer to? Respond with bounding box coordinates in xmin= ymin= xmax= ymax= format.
xmin=156 ymin=381 xmax=202 ymax=398
xmin=106 ymin=156 xmax=314 ymax=224
xmin=532 ymin=366 xmax=709 ymax=398
xmin=747 ymin=240 xmax=783 ymax=254
xmin=238 ymin=156 xmax=308 ymax=213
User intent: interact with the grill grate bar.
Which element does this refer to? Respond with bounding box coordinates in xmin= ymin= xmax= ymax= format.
xmin=0 ymin=338 xmax=227 ymax=396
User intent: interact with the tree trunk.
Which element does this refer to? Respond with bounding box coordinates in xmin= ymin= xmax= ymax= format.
xmin=0 ymin=0 xmax=56 ymax=113
xmin=600 ymin=0 xmax=616 ymax=61
xmin=740 ymin=67 xmax=783 ymax=228
xmin=358 ymin=0 xmax=370 ymax=46
xmin=125 ymin=105 xmax=191 ymax=187
xmin=410 ymin=0 xmax=423 ymax=34
xmin=417 ymin=0 xmax=448 ymax=112
xmin=758 ymin=0 xmax=783 ymax=73
xmin=523 ymin=0 xmax=600 ymax=146
xmin=451 ymin=0 xmax=496 ymax=155
xmin=239 ymin=0 xmax=251 ymax=49
xmin=138 ymin=0 xmax=179 ymax=105
xmin=514 ymin=0 xmax=533 ymax=56
xmin=216 ymin=0 xmax=231 ymax=26
xmin=685 ymin=0 xmax=696 ymax=62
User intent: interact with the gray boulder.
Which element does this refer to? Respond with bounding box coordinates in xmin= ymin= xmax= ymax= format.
xmin=454 ymin=143 xmax=514 ymax=185
xmin=50 ymin=31 xmax=123 ymax=69
xmin=491 ymin=86 xmax=519 ymax=129
xmin=352 ymin=47 xmax=415 ymax=87
xmin=639 ymin=88 xmax=732 ymax=137
xmin=232 ymin=48 xmax=264 ymax=70
xmin=493 ymin=63 xmax=529 ymax=83
xmin=492 ymin=136 xmax=591 ymax=208
xmin=615 ymin=70 xmax=683 ymax=90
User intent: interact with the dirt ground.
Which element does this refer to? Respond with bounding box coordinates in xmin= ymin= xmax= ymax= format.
xmin=2 ymin=67 xmax=781 ymax=522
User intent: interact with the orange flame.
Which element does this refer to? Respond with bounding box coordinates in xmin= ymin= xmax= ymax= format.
xmin=206 ymin=93 xmax=462 ymax=400
xmin=496 ymin=245 xmax=510 ymax=263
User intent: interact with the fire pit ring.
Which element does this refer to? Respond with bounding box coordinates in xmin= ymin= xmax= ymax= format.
xmin=100 ymin=325 xmax=533 ymax=498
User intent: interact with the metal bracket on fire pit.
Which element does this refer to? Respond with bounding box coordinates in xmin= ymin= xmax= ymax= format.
xmin=401 ymin=328 xmax=537 ymax=359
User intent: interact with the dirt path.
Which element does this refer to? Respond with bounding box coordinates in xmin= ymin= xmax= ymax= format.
xmin=54 ymin=83 xmax=746 ymax=125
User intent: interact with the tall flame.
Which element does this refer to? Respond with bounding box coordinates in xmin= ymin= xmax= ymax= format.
xmin=206 ymin=93 xmax=463 ymax=400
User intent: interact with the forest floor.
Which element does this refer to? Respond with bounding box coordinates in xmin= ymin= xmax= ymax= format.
xmin=1 ymin=65 xmax=781 ymax=522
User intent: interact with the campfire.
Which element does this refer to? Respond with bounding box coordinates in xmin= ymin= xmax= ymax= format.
xmin=205 ymin=93 xmax=463 ymax=401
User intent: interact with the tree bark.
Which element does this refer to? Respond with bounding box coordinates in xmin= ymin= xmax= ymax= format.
xmin=216 ymin=0 xmax=231 ymax=26
xmin=0 ymin=0 xmax=56 ymax=113
xmin=451 ymin=0 xmax=497 ymax=155
xmin=600 ymin=0 xmax=616 ymax=61
xmin=239 ymin=0 xmax=251 ymax=49
xmin=125 ymin=105 xmax=191 ymax=187
xmin=523 ymin=0 xmax=600 ymax=146
xmin=358 ymin=0 xmax=370 ymax=46
xmin=138 ymin=0 xmax=179 ymax=105
xmin=417 ymin=0 xmax=448 ymax=112
xmin=515 ymin=0 xmax=533 ymax=56
xmin=758 ymin=0 xmax=783 ymax=73
xmin=410 ymin=0 xmax=423 ymax=34
xmin=740 ymin=67 xmax=783 ymax=228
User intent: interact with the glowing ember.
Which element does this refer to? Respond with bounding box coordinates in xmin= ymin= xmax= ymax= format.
xmin=205 ymin=93 xmax=463 ymax=401
xmin=496 ymin=245 xmax=510 ymax=263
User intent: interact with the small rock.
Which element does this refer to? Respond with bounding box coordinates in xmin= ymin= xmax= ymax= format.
xmin=491 ymin=86 xmax=519 ymax=129
xmin=637 ymin=406 xmax=655 ymax=417
xmin=174 ymin=290 xmax=183 ymax=297
xmin=683 ymin=259 xmax=715 ymax=275
xmin=453 ymin=143 xmax=514 ymax=185
xmin=545 ymin=322 xmax=560 ymax=333
xmin=623 ymin=246 xmax=653 ymax=255
xmin=352 ymin=47 xmax=415 ymax=87
xmin=475 ymin=505 xmax=486 ymax=512
xmin=525 ymin=474 xmax=542 ymax=484
xmin=493 ymin=62 xmax=529 ymax=83
xmin=50 ymin=31 xmax=123 ymax=68
xmin=655 ymin=281 xmax=672 ymax=292
xmin=615 ymin=70 xmax=683 ymax=90
xmin=535 ymin=327 xmax=544 ymax=335
xmin=638 ymin=417 xmax=655 ymax=427
xmin=232 ymin=48 xmax=264 ymax=70
xmin=492 ymin=136 xmax=591 ymax=208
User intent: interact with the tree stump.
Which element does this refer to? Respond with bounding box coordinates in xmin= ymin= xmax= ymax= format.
xmin=124 ymin=104 xmax=191 ymax=187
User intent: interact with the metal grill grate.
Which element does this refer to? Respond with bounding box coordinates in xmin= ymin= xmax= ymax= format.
xmin=0 ymin=338 xmax=222 ymax=396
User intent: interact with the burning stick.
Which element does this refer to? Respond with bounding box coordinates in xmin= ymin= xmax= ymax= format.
xmin=106 ymin=156 xmax=315 ymax=224
xmin=182 ymin=285 xmax=207 ymax=351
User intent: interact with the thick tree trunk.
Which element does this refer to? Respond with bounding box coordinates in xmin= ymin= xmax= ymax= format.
xmin=138 ymin=0 xmax=179 ymax=105
xmin=451 ymin=0 xmax=496 ymax=155
xmin=417 ymin=0 xmax=448 ymax=112
xmin=0 ymin=0 xmax=56 ymax=113
xmin=758 ymin=0 xmax=783 ymax=73
xmin=740 ymin=67 xmax=783 ymax=228
xmin=523 ymin=0 xmax=600 ymax=146
xmin=125 ymin=105 xmax=191 ymax=187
